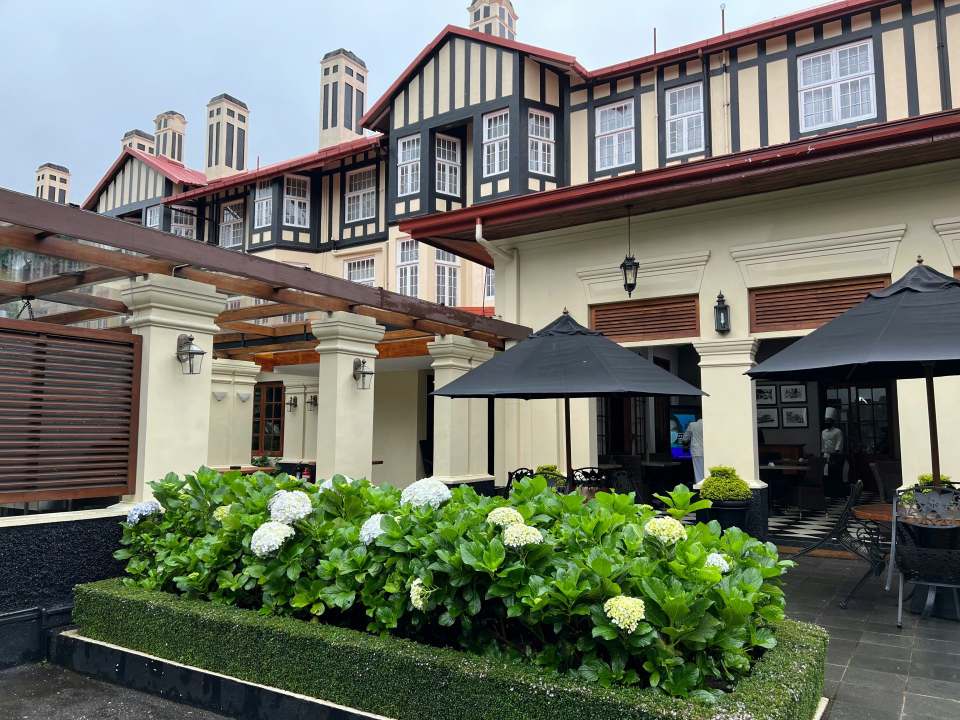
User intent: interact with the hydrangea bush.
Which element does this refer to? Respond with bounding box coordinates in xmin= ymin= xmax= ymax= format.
xmin=115 ymin=468 xmax=793 ymax=699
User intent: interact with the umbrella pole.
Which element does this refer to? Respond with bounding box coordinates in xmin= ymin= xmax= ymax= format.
xmin=925 ymin=366 xmax=941 ymax=484
xmin=564 ymin=397 xmax=573 ymax=489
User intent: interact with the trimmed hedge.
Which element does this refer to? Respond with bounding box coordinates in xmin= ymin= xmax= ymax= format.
xmin=74 ymin=579 xmax=827 ymax=720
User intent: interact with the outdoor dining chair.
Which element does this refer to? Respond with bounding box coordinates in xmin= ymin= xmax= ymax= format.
xmin=869 ymin=461 xmax=903 ymax=503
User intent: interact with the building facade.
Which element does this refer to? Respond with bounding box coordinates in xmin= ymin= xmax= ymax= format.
xmin=34 ymin=163 xmax=70 ymax=204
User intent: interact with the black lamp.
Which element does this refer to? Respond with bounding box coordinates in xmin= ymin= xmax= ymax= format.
xmin=175 ymin=334 xmax=206 ymax=375
xmin=620 ymin=209 xmax=639 ymax=297
xmin=714 ymin=292 xmax=731 ymax=333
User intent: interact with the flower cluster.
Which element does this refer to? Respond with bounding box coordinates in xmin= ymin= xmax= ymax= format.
xmin=359 ymin=513 xmax=387 ymax=545
xmin=268 ymin=490 xmax=313 ymax=524
xmin=409 ymin=578 xmax=430 ymax=610
xmin=603 ymin=595 xmax=646 ymax=634
xmin=503 ymin=523 xmax=543 ymax=548
xmin=705 ymin=552 xmax=731 ymax=573
xmin=400 ymin=478 xmax=452 ymax=509
xmin=644 ymin=516 xmax=687 ymax=544
xmin=212 ymin=504 xmax=231 ymax=523
xmin=250 ymin=521 xmax=295 ymax=557
xmin=486 ymin=506 xmax=525 ymax=527
xmin=126 ymin=500 xmax=162 ymax=525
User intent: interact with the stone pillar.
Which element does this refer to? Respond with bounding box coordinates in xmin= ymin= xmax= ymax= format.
xmin=122 ymin=274 xmax=227 ymax=501
xmin=694 ymin=338 xmax=767 ymax=538
xmin=428 ymin=334 xmax=495 ymax=486
xmin=208 ymin=359 xmax=261 ymax=468
xmin=311 ymin=312 xmax=385 ymax=481
xmin=279 ymin=379 xmax=320 ymax=464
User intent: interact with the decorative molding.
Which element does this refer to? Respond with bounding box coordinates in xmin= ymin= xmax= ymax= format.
xmin=236 ymin=391 xmax=252 ymax=403
xmin=729 ymin=224 xmax=905 ymax=289
xmin=933 ymin=217 xmax=960 ymax=268
xmin=693 ymin=338 xmax=759 ymax=368
xmin=212 ymin=391 xmax=227 ymax=402
xmin=577 ymin=250 xmax=711 ymax=305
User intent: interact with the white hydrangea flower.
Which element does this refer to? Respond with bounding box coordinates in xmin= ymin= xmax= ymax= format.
xmin=410 ymin=578 xmax=430 ymax=610
xmin=268 ymin=490 xmax=313 ymax=524
xmin=705 ymin=552 xmax=731 ymax=573
xmin=359 ymin=513 xmax=387 ymax=545
xmin=503 ymin=523 xmax=543 ymax=548
xmin=127 ymin=500 xmax=162 ymax=525
xmin=486 ymin=506 xmax=525 ymax=528
xmin=603 ymin=595 xmax=646 ymax=634
xmin=644 ymin=516 xmax=687 ymax=544
xmin=400 ymin=478 xmax=452 ymax=509
xmin=213 ymin=504 xmax=231 ymax=523
xmin=250 ymin=521 xmax=295 ymax=557
xmin=319 ymin=475 xmax=353 ymax=491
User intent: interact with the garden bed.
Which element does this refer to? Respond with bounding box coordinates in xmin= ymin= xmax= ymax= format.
xmin=74 ymin=578 xmax=827 ymax=720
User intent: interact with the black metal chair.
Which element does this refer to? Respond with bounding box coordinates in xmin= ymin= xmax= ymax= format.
xmin=500 ymin=467 xmax=535 ymax=497
xmin=869 ymin=460 xmax=903 ymax=503
xmin=570 ymin=466 xmax=611 ymax=494
xmin=791 ymin=480 xmax=888 ymax=609
xmin=885 ymin=483 xmax=960 ymax=628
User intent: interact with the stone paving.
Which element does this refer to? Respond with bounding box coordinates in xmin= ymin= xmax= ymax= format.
xmin=785 ymin=555 xmax=960 ymax=720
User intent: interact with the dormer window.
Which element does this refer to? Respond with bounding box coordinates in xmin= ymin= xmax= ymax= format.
xmin=665 ymin=83 xmax=705 ymax=157
xmin=798 ymin=39 xmax=876 ymax=132
xmin=595 ymin=99 xmax=634 ymax=171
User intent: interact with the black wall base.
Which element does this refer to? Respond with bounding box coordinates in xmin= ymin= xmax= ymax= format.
xmin=49 ymin=631 xmax=389 ymax=720
xmin=746 ymin=487 xmax=770 ymax=542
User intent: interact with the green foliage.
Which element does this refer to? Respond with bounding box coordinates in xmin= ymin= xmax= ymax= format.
xmin=700 ymin=467 xmax=753 ymax=502
xmin=917 ymin=472 xmax=951 ymax=485
xmin=74 ymin=580 xmax=826 ymax=720
xmin=114 ymin=468 xmax=795 ymax=698
xmin=535 ymin=464 xmax=560 ymax=475
xmin=653 ymin=484 xmax=712 ymax=520
xmin=251 ymin=455 xmax=273 ymax=467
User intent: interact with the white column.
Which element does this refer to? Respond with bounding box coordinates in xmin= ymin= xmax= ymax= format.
xmin=311 ymin=312 xmax=386 ymax=481
xmin=208 ymin=359 xmax=261 ymax=468
xmin=122 ymin=274 xmax=227 ymax=501
xmin=428 ymin=334 xmax=495 ymax=484
xmin=693 ymin=338 xmax=763 ymax=488
xmin=277 ymin=379 xmax=319 ymax=464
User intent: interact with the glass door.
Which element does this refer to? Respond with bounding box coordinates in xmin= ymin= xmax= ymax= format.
xmin=252 ymin=382 xmax=285 ymax=457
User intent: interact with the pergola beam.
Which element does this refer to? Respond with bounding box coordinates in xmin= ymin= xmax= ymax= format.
xmin=36 ymin=307 xmax=115 ymax=325
xmin=218 ymin=303 xmax=308 ymax=323
xmin=43 ymin=291 xmax=128 ymax=314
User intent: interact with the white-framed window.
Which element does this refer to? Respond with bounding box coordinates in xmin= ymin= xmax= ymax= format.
xmin=254 ymin=180 xmax=272 ymax=229
xmin=144 ymin=205 xmax=161 ymax=228
xmin=170 ymin=206 xmax=196 ymax=239
xmin=665 ymin=83 xmax=705 ymax=157
xmin=345 ymin=167 xmax=376 ymax=223
xmin=595 ymin=99 xmax=634 ymax=171
xmin=435 ymin=134 xmax=461 ymax=196
xmin=397 ymin=238 xmax=419 ymax=297
xmin=482 ymin=109 xmax=509 ymax=177
xmin=218 ymin=200 xmax=244 ymax=249
xmin=345 ymin=257 xmax=375 ymax=286
xmin=436 ymin=250 xmax=459 ymax=306
xmin=798 ymin=39 xmax=876 ymax=132
xmin=528 ymin=109 xmax=555 ymax=176
xmin=398 ymin=135 xmax=420 ymax=196
xmin=484 ymin=267 xmax=495 ymax=299
xmin=283 ymin=175 xmax=309 ymax=227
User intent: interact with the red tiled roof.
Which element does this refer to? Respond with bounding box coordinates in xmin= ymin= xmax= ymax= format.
xmin=82 ymin=147 xmax=207 ymax=210
xmin=165 ymin=134 xmax=383 ymax=204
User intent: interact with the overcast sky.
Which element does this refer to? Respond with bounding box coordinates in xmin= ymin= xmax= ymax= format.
xmin=0 ymin=0 xmax=818 ymax=201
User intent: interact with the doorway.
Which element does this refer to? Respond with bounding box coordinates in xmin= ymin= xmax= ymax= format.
xmin=251 ymin=382 xmax=284 ymax=457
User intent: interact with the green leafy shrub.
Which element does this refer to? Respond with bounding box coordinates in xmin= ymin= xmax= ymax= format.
xmin=535 ymin=463 xmax=560 ymax=475
xmin=653 ymin=484 xmax=713 ymax=520
xmin=917 ymin=472 xmax=951 ymax=485
xmin=115 ymin=468 xmax=793 ymax=699
xmin=699 ymin=467 xmax=753 ymax=502
xmin=74 ymin=579 xmax=826 ymax=720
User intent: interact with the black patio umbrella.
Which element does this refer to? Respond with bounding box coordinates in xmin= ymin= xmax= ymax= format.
xmin=433 ymin=311 xmax=704 ymax=481
xmin=748 ymin=263 xmax=960 ymax=482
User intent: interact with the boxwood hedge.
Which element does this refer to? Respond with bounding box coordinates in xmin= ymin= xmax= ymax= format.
xmin=74 ymin=578 xmax=827 ymax=720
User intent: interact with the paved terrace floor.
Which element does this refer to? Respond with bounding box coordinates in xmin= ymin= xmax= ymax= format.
xmin=0 ymin=555 xmax=957 ymax=720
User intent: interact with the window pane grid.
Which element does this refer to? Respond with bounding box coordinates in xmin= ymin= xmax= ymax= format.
xmin=398 ymin=135 xmax=421 ymax=196
xmin=798 ymin=40 xmax=875 ymax=132
xmin=528 ymin=110 xmax=555 ymax=175
xmin=595 ymin=100 xmax=634 ymax=171
xmin=283 ymin=175 xmax=309 ymax=227
xmin=345 ymin=257 xmax=375 ymax=286
xmin=345 ymin=168 xmax=376 ymax=223
xmin=218 ymin=201 xmax=244 ymax=248
xmin=436 ymin=135 xmax=461 ymax=196
xmin=666 ymin=83 xmax=705 ymax=157
xmin=436 ymin=264 xmax=458 ymax=306
xmin=482 ymin=110 xmax=509 ymax=177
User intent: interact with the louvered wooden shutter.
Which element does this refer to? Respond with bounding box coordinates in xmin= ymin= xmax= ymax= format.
xmin=590 ymin=295 xmax=699 ymax=341
xmin=749 ymin=275 xmax=888 ymax=333
xmin=0 ymin=318 xmax=141 ymax=502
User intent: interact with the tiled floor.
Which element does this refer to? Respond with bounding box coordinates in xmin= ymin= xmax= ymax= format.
xmin=769 ymin=490 xmax=879 ymax=547
xmin=785 ymin=555 xmax=960 ymax=720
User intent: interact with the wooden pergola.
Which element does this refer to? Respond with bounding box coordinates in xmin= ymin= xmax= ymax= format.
xmin=0 ymin=189 xmax=530 ymax=366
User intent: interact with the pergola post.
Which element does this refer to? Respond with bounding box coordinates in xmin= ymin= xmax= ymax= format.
xmin=122 ymin=274 xmax=227 ymax=501
xmin=208 ymin=359 xmax=262 ymax=468
xmin=311 ymin=312 xmax=386 ymax=482
xmin=428 ymin=335 xmax=495 ymax=485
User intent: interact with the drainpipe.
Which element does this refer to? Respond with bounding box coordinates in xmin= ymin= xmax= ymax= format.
xmin=474 ymin=218 xmax=519 ymax=321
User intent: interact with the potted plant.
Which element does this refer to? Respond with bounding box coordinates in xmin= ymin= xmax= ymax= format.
xmin=699 ymin=466 xmax=753 ymax=530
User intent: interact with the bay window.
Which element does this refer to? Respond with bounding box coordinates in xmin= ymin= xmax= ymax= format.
xmin=435 ymin=134 xmax=461 ymax=196
xmin=144 ymin=205 xmax=161 ymax=229
xmin=283 ymin=175 xmax=309 ymax=227
xmin=482 ymin=109 xmax=509 ymax=177
xmin=398 ymin=135 xmax=420 ymax=196
xmin=254 ymin=180 xmax=272 ymax=229
xmin=528 ymin=109 xmax=554 ymax=175
xmin=345 ymin=168 xmax=376 ymax=223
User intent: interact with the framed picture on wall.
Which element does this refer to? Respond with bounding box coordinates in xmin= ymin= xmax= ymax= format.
xmin=757 ymin=407 xmax=779 ymax=428
xmin=782 ymin=407 xmax=809 ymax=428
xmin=779 ymin=383 xmax=807 ymax=404
xmin=756 ymin=385 xmax=777 ymax=406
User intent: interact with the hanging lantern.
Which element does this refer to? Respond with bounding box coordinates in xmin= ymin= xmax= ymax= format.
xmin=620 ymin=208 xmax=639 ymax=297
xmin=175 ymin=334 xmax=206 ymax=375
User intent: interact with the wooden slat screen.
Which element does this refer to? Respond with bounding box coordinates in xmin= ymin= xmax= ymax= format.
xmin=0 ymin=318 xmax=141 ymax=503
xmin=590 ymin=295 xmax=699 ymax=342
xmin=749 ymin=275 xmax=889 ymax=333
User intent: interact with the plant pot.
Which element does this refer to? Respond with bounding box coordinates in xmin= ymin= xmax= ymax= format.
xmin=707 ymin=500 xmax=751 ymax=530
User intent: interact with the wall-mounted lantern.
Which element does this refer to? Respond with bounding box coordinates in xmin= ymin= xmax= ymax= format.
xmin=286 ymin=395 xmax=298 ymax=412
xmin=353 ymin=358 xmax=374 ymax=390
xmin=176 ymin=334 xmax=206 ymax=375
xmin=620 ymin=208 xmax=639 ymax=297
xmin=714 ymin=292 xmax=731 ymax=334
xmin=306 ymin=394 xmax=319 ymax=410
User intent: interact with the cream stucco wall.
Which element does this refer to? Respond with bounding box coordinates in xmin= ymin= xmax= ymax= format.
xmin=372 ymin=369 xmax=423 ymax=487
